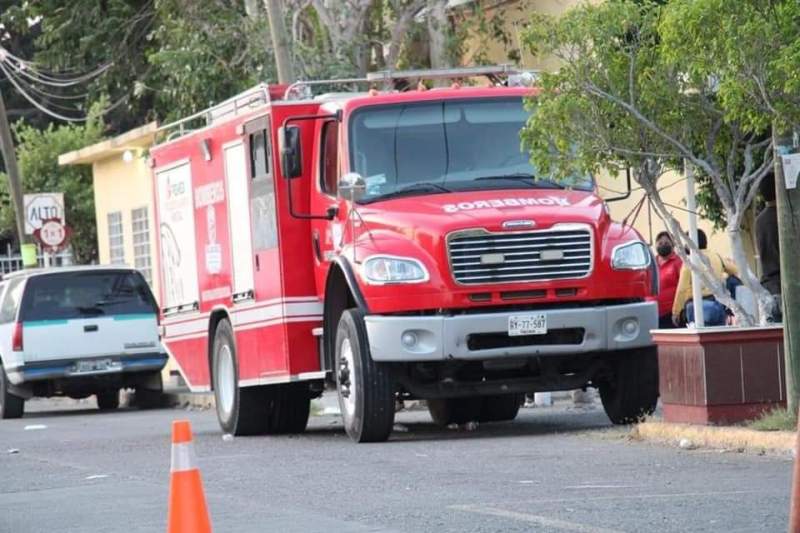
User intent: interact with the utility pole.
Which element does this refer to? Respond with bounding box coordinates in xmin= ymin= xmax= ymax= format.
xmin=773 ymin=124 xmax=800 ymax=415
xmin=263 ymin=0 xmax=295 ymax=84
xmin=0 ymin=87 xmax=26 ymax=246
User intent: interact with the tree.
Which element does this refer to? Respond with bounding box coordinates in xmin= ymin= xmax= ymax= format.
xmin=658 ymin=0 xmax=800 ymax=412
xmin=520 ymin=1 xmax=773 ymax=326
xmin=0 ymin=105 xmax=104 ymax=263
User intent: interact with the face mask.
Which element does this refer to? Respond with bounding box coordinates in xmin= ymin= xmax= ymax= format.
xmin=657 ymin=244 xmax=673 ymax=257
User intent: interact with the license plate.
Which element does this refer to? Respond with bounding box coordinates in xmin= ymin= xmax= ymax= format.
xmin=73 ymin=359 xmax=113 ymax=374
xmin=508 ymin=314 xmax=547 ymax=336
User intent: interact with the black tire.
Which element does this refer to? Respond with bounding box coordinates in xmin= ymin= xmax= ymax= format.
xmin=266 ymin=383 xmax=311 ymax=434
xmin=135 ymin=372 xmax=164 ymax=409
xmin=479 ymin=394 xmax=523 ymax=423
xmin=335 ymin=309 xmax=395 ymax=443
xmin=0 ymin=362 xmax=24 ymax=419
xmin=427 ymin=397 xmax=483 ymax=426
xmin=599 ymin=347 xmax=659 ymax=425
xmin=96 ymin=390 xmax=120 ymax=410
xmin=212 ymin=319 xmax=270 ymax=436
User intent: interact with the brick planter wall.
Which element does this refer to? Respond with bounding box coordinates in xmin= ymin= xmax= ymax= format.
xmin=652 ymin=326 xmax=785 ymax=425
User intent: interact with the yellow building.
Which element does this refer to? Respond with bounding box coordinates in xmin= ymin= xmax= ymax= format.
xmin=58 ymin=122 xmax=160 ymax=296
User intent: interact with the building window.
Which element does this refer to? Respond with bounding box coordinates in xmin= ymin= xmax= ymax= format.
xmin=108 ymin=211 xmax=125 ymax=265
xmin=131 ymin=207 xmax=152 ymax=283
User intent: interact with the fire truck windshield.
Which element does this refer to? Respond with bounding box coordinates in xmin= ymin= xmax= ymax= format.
xmin=349 ymin=97 xmax=593 ymax=204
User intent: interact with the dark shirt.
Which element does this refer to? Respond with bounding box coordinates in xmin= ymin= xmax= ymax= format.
xmin=756 ymin=203 xmax=781 ymax=295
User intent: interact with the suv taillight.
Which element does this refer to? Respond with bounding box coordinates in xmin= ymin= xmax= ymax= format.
xmin=11 ymin=322 xmax=23 ymax=351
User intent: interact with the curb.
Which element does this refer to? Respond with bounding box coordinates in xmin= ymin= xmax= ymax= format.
xmin=632 ymin=420 xmax=796 ymax=455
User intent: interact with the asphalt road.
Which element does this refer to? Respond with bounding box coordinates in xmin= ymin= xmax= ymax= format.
xmin=0 ymin=395 xmax=791 ymax=533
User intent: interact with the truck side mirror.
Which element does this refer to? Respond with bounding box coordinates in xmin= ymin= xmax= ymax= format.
xmin=338 ymin=172 xmax=366 ymax=202
xmin=279 ymin=125 xmax=302 ymax=179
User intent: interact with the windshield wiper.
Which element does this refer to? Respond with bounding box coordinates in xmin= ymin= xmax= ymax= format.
xmin=361 ymin=181 xmax=451 ymax=203
xmin=96 ymin=297 xmax=137 ymax=306
xmin=474 ymin=174 xmax=566 ymax=189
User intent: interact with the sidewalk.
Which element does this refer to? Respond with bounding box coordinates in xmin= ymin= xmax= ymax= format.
xmin=632 ymin=419 xmax=796 ymax=456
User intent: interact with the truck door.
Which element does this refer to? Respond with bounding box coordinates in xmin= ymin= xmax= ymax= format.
xmin=311 ymin=119 xmax=343 ymax=294
xmin=223 ymin=140 xmax=255 ymax=301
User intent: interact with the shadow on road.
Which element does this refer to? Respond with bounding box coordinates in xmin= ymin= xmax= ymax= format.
xmin=300 ymin=407 xmax=616 ymax=444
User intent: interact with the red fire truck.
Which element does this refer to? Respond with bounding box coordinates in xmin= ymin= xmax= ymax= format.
xmin=151 ymin=66 xmax=659 ymax=443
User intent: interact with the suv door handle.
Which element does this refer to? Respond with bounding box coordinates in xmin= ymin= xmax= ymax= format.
xmin=84 ymin=325 xmax=98 ymax=332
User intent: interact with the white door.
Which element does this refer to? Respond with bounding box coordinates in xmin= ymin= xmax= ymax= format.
xmin=224 ymin=142 xmax=255 ymax=299
xmin=155 ymin=161 xmax=199 ymax=311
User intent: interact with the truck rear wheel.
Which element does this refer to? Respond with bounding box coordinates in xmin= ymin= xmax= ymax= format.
xmin=427 ymin=397 xmax=482 ymax=426
xmin=0 ymin=363 xmax=24 ymax=419
xmin=266 ymin=383 xmax=310 ymax=434
xmin=479 ymin=394 xmax=523 ymax=423
xmin=335 ymin=309 xmax=395 ymax=443
xmin=599 ymin=347 xmax=659 ymax=424
xmin=212 ymin=319 xmax=270 ymax=436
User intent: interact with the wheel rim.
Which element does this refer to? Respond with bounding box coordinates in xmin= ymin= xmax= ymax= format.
xmin=217 ymin=344 xmax=235 ymax=418
xmin=338 ymin=338 xmax=357 ymax=420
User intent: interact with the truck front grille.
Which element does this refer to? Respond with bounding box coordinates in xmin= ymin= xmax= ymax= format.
xmin=448 ymin=227 xmax=593 ymax=285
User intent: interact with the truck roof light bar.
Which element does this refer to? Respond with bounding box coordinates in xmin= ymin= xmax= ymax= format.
xmin=283 ymin=65 xmax=538 ymax=100
xmin=365 ymin=64 xmax=523 ymax=82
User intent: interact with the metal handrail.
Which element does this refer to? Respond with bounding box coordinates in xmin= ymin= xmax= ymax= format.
xmin=156 ymin=83 xmax=271 ymax=138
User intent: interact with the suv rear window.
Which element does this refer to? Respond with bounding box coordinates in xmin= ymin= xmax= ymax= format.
xmin=19 ymin=271 xmax=158 ymax=321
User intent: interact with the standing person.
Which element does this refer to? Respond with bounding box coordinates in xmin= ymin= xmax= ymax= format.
xmin=654 ymin=231 xmax=682 ymax=328
xmin=671 ymin=229 xmax=738 ymax=327
xmin=756 ymin=172 xmax=782 ymax=321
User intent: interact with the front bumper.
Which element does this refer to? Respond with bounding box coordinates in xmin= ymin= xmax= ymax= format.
xmin=6 ymin=352 xmax=168 ymax=385
xmin=365 ymin=301 xmax=657 ymax=362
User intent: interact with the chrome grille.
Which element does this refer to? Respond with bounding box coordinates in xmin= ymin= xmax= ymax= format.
xmin=448 ymin=227 xmax=593 ymax=284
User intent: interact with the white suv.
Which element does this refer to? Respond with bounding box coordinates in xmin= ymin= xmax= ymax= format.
xmin=0 ymin=266 xmax=166 ymax=418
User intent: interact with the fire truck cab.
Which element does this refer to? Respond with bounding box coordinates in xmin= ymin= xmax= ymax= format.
xmin=151 ymin=67 xmax=659 ymax=443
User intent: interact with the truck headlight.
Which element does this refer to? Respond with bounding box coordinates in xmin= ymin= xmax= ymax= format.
xmin=611 ymin=241 xmax=651 ymax=270
xmin=362 ymin=255 xmax=429 ymax=284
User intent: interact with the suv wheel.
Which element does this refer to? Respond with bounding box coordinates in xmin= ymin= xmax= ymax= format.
xmin=212 ymin=319 xmax=270 ymax=435
xmin=335 ymin=309 xmax=395 ymax=443
xmin=96 ymin=390 xmax=120 ymax=410
xmin=0 ymin=362 xmax=24 ymax=419
xmin=135 ymin=372 xmax=164 ymax=409
xmin=599 ymin=347 xmax=659 ymax=424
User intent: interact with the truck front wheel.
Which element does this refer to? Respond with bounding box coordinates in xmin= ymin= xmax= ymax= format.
xmin=599 ymin=347 xmax=659 ymax=424
xmin=427 ymin=397 xmax=482 ymax=426
xmin=335 ymin=309 xmax=395 ymax=443
xmin=212 ymin=319 xmax=270 ymax=436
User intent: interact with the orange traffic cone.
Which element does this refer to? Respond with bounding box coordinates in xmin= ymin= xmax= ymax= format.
xmin=167 ymin=420 xmax=211 ymax=533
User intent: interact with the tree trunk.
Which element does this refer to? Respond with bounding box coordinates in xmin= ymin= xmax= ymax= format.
xmin=427 ymin=0 xmax=449 ymax=69
xmin=0 ymin=88 xmax=26 ymax=246
xmin=728 ymin=225 xmax=771 ymax=325
xmin=264 ymin=0 xmax=296 ymax=84
xmin=773 ymin=124 xmax=800 ymax=416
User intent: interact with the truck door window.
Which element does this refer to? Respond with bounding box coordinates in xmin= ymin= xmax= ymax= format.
xmin=244 ymin=117 xmax=278 ymax=250
xmin=250 ymin=130 xmax=270 ymax=179
xmin=320 ymin=121 xmax=339 ymax=195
